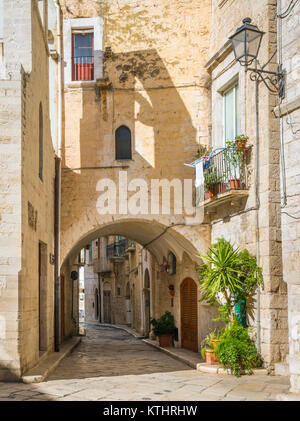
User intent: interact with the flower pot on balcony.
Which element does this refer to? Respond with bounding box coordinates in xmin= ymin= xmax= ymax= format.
xmin=215 ymin=183 xmax=227 ymax=195
xmin=204 ymin=190 xmax=214 ymax=200
xmin=158 ymin=333 xmax=173 ymax=348
xmin=236 ymin=138 xmax=248 ymax=152
xmin=205 ymin=349 xmax=219 ymax=365
xmin=228 ymin=179 xmax=240 ymax=190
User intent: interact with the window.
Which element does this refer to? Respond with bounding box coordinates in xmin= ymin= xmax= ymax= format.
xmin=115 ymin=126 xmax=132 ymax=160
xmin=39 ymin=103 xmax=43 ymax=181
xmin=224 ymin=84 xmax=239 ymax=145
xmin=72 ymin=31 xmax=94 ymax=81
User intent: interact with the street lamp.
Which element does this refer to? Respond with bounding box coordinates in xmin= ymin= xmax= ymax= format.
xmin=229 ymin=18 xmax=264 ymax=67
xmin=229 ymin=18 xmax=285 ymax=98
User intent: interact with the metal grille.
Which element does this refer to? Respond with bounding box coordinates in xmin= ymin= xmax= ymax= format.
xmin=106 ymin=239 xmax=130 ymax=258
xmin=202 ymin=146 xmax=247 ymax=199
xmin=72 ymin=56 xmax=94 ymax=81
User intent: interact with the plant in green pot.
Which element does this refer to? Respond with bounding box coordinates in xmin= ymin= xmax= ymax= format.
xmin=150 ymin=311 xmax=176 ymax=348
xmin=196 ymin=238 xmax=264 ymax=376
xmin=215 ymin=321 xmax=263 ymax=376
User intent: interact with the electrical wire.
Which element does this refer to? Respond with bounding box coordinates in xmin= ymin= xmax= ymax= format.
xmin=277 ymin=0 xmax=299 ymax=18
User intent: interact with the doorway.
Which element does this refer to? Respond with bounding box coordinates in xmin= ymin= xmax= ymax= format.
xmin=38 ymin=241 xmax=48 ymax=352
xmin=144 ymin=269 xmax=151 ymax=337
xmin=103 ymin=283 xmax=111 ymax=323
xmin=180 ymin=278 xmax=198 ymax=352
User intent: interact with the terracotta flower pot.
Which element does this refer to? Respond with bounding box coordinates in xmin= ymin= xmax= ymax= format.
xmin=204 ymin=190 xmax=214 ymax=200
xmin=159 ymin=333 xmax=173 ymax=348
xmin=236 ymin=139 xmax=247 ymax=151
xmin=211 ymin=339 xmax=220 ymax=349
xmin=228 ymin=179 xmax=240 ymax=190
xmin=215 ymin=183 xmax=227 ymax=195
xmin=205 ymin=349 xmax=219 ymax=365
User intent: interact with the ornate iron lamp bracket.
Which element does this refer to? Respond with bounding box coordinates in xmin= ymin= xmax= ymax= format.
xmin=247 ymin=64 xmax=286 ymax=98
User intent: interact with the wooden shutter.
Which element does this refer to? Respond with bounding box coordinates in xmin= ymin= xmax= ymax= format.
xmin=180 ymin=278 xmax=198 ymax=352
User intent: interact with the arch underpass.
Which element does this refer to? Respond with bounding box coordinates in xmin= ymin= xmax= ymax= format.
xmin=59 ymin=216 xmax=219 ymax=355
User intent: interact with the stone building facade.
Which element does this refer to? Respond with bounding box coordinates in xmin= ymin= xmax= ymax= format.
xmin=274 ymin=0 xmax=300 ymax=396
xmin=0 ymin=0 xmax=299 ymax=397
xmin=0 ymin=0 xmax=61 ymax=380
xmin=59 ymin=0 xmax=216 ymax=354
xmin=205 ymin=0 xmax=288 ymax=370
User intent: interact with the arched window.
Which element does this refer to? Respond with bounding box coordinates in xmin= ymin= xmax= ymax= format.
xmin=115 ymin=126 xmax=132 ymax=160
xmin=39 ymin=102 xmax=43 ymax=181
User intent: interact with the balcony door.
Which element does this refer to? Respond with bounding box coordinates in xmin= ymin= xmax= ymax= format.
xmin=72 ymin=31 xmax=94 ymax=81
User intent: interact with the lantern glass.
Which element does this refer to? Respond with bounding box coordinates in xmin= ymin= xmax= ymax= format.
xmin=230 ymin=18 xmax=264 ymax=67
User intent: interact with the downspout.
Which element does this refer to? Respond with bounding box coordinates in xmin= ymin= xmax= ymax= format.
xmin=255 ymin=64 xmax=261 ymax=354
xmin=54 ymin=0 xmax=62 ymax=352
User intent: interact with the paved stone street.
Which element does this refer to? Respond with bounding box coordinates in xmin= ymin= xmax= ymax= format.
xmin=0 ymin=325 xmax=290 ymax=401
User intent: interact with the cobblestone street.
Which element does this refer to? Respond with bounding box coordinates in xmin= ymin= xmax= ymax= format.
xmin=0 ymin=325 xmax=290 ymax=401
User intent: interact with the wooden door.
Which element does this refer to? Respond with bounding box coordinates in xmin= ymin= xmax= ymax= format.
xmin=103 ymin=291 xmax=111 ymax=323
xmin=60 ymin=275 xmax=65 ymax=342
xmin=180 ymin=278 xmax=198 ymax=352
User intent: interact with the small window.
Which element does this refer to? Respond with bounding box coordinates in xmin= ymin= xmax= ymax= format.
xmin=224 ymin=84 xmax=239 ymax=145
xmin=72 ymin=31 xmax=94 ymax=81
xmin=39 ymin=103 xmax=43 ymax=181
xmin=115 ymin=126 xmax=132 ymax=160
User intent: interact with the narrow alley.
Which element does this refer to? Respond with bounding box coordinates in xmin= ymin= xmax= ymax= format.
xmin=0 ymin=325 xmax=290 ymax=401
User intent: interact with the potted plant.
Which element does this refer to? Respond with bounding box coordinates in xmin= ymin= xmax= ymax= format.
xmin=195 ymin=144 xmax=213 ymax=160
xmin=235 ymin=134 xmax=249 ymax=152
xmin=215 ymin=321 xmax=263 ymax=377
xmin=204 ymin=170 xmax=223 ymax=199
xmin=150 ymin=311 xmax=176 ymax=348
xmin=196 ymin=238 xmax=264 ymax=376
xmin=200 ymin=328 xmax=223 ymax=364
xmin=224 ymin=140 xmax=244 ymax=189
xmin=196 ymin=238 xmax=263 ymax=324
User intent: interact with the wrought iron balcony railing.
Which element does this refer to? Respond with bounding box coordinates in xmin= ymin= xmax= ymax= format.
xmin=106 ymin=239 xmax=134 ymax=259
xmin=197 ymin=146 xmax=248 ymax=204
xmin=72 ymin=56 xmax=94 ymax=81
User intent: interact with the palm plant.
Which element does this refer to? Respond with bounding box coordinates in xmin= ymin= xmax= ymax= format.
xmin=196 ymin=238 xmax=263 ymax=324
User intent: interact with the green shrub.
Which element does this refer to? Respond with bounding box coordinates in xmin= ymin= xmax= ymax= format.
xmin=215 ymin=322 xmax=263 ymax=377
xmin=150 ymin=311 xmax=176 ymax=337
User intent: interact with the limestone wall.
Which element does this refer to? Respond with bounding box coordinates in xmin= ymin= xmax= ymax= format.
xmin=278 ymin=0 xmax=300 ymax=394
xmin=207 ymin=0 xmax=288 ymax=367
xmin=60 ymin=0 xmax=211 ymax=266
xmin=0 ymin=0 xmax=56 ymax=380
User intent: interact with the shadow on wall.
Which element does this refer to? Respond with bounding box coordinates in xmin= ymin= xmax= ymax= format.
xmin=61 ymin=47 xmax=199 ymax=237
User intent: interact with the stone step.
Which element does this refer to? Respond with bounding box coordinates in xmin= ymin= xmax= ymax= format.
xmin=21 ymin=337 xmax=81 ymax=383
xmin=274 ymin=362 xmax=289 ymax=376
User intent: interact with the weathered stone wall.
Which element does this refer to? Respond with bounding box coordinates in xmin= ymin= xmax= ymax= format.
xmin=207 ymin=0 xmax=288 ymax=367
xmin=60 ymin=0 xmax=211 ymax=268
xmin=278 ymin=0 xmax=300 ymax=394
xmin=0 ymin=0 xmax=56 ymax=380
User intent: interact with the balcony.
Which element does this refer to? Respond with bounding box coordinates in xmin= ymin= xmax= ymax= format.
xmin=198 ymin=146 xmax=249 ymax=213
xmin=72 ymin=56 xmax=94 ymax=81
xmin=106 ymin=239 xmax=134 ymax=260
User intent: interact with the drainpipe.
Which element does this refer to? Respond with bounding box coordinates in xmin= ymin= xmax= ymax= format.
xmin=255 ymin=67 xmax=261 ymax=354
xmin=54 ymin=0 xmax=62 ymax=352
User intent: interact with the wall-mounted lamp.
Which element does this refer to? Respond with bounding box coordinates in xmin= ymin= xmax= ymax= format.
xmin=229 ymin=18 xmax=285 ymax=98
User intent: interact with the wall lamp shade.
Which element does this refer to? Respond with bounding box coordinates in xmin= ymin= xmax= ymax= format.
xmin=229 ymin=18 xmax=264 ymax=67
